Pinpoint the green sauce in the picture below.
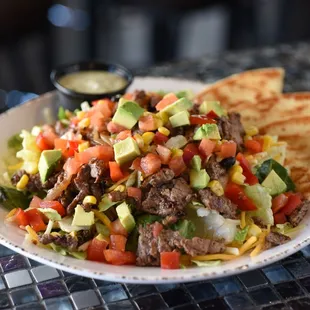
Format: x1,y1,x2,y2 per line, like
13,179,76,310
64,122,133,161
58,71,127,94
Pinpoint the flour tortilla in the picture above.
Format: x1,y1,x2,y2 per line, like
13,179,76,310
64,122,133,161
194,68,285,111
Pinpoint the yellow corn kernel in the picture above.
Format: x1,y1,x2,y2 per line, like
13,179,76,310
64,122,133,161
231,172,245,185
229,165,243,177
16,174,29,190
208,180,224,196
134,134,144,149
83,195,97,205
156,112,169,124
244,135,253,142
158,127,170,136
263,135,273,151
245,126,259,137
155,117,163,129
171,148,183,157
76,111,86,120
142,132,155,145
240,212,246,229
78,141,89,153
114,185,125,192
248,224,262,237
78,117,90,129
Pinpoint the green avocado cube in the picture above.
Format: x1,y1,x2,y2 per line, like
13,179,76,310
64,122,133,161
169,110,190,128
72,205,95,226
112,101,144,129
116,202,135,232
38,150,62,183
38,208,62,221
190,169,210,189
262,169,287,196
191,155,201,171
114,137,140,165
193,124,221,140
161,97,193,116
199,100,226,116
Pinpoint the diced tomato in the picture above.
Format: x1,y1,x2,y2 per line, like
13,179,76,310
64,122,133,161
272,194,289,214
220,141,237,158
169,156,187,176
25,209,46,232
90,99,114,119
152,222,163,238
123,93,133,100
39,201,66,217
155,93,178,111
71,117,79,126
109,161,124,182
29,196,42,209
111,219,128,237
189,115,216,125
156,145,172,164
153,132,169,145
225,182,257,211
138,115,157,132
63,157,82,176
8,208,29,227
75,145,114,164
131,157,142,171
140,153,162,176
206,110,218,119
36,133,52,151
42,125,58,148
183,143,200,165
274,212,287,225
160,252,180,269
245,140,263,154
90,112,105,132
116,130,132,141
127,187,142,202
199,139,216,157
107,121,127,134
236,153,258,185
87,237,109,262
104,249,136,265
110,235,127,252
281,194,302,216
54,138,80,158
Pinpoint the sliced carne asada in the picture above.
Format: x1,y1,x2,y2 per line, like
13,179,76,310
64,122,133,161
217,112,245,151
89,158,107,183
136,223,226,266
141,168,175,189
264,231,290,250
198,188,237,219
205,155,228,187
288,200,309,227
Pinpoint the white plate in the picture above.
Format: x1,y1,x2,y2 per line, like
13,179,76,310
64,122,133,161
0,77,309,284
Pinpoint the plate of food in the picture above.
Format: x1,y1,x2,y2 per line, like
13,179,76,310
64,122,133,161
0,68,309,284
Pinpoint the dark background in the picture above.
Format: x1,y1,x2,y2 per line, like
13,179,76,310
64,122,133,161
1,0,310,94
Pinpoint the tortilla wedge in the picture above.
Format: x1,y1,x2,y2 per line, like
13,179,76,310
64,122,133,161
194,68,285,111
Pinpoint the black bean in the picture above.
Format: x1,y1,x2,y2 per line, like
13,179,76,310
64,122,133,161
220,157,236,169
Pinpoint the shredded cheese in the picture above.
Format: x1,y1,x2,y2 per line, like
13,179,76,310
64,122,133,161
192,254,238,261
106,175,131,192
239,236,258,255
25,225,39,242
250,231,267,257
240,212,246,229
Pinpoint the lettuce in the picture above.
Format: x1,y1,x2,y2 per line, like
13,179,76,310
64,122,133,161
7,133,22,152
0,185,30,210
234,226,249,243
171,219,196,239
245,184,274,225
191,260,221,267
274,223,305,236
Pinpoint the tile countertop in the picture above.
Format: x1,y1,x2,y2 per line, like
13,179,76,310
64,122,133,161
2,42,310,310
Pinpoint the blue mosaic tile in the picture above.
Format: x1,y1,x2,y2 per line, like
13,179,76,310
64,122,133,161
44,296,74,310
284,259,310,278
0,277,6,291
106,300,136,310
156,283,179,292
0,292,10,309
134,294,168,310
4,269,32,288
275,281,304,299
187,282,218,302
224,293,254,309
263,265,293,284
11,287,39,305
212,277,242,296
95,280,117,287
28,259,42,267
15,302,45,310
38,280,67,298
174,304,199,310
249,287,279,306
299,276,310,293
238,270,268,288
0,246,14,258
99,283,128,303
161,288,192,307
65,276,95,293
31,265,59,282
262,303,290,310
71,290,101,310
199,298,229,309
301,245,310,258
281,251,302,263
0,255,27,272
287,297,310,309
126,284,157,297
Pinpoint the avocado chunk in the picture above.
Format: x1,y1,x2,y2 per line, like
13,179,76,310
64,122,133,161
58,216,91,233
38,208,61,221
112,101,144,129
98,194,119,211
71,205,95,226
193,124,221,140
161,97,193,116
191,155,201,171
38,150,62,183
169,110,190,128
116,201,135,233
190,169,210,189
199,100,226,117
113,137,140,165
262,169,287,196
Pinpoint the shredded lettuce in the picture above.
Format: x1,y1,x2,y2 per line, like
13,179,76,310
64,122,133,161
175,90,194,100
245,184,274,225
274,223,305,236
136,214,162,226
98,194,119,212
234,226,249,243
171,219,196,239
50,243,87,259
0,185,31,210
7,133,23,152
191,260,221,267
95,222,110,237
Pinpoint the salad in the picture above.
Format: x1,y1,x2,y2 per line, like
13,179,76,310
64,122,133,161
1,89,308,269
